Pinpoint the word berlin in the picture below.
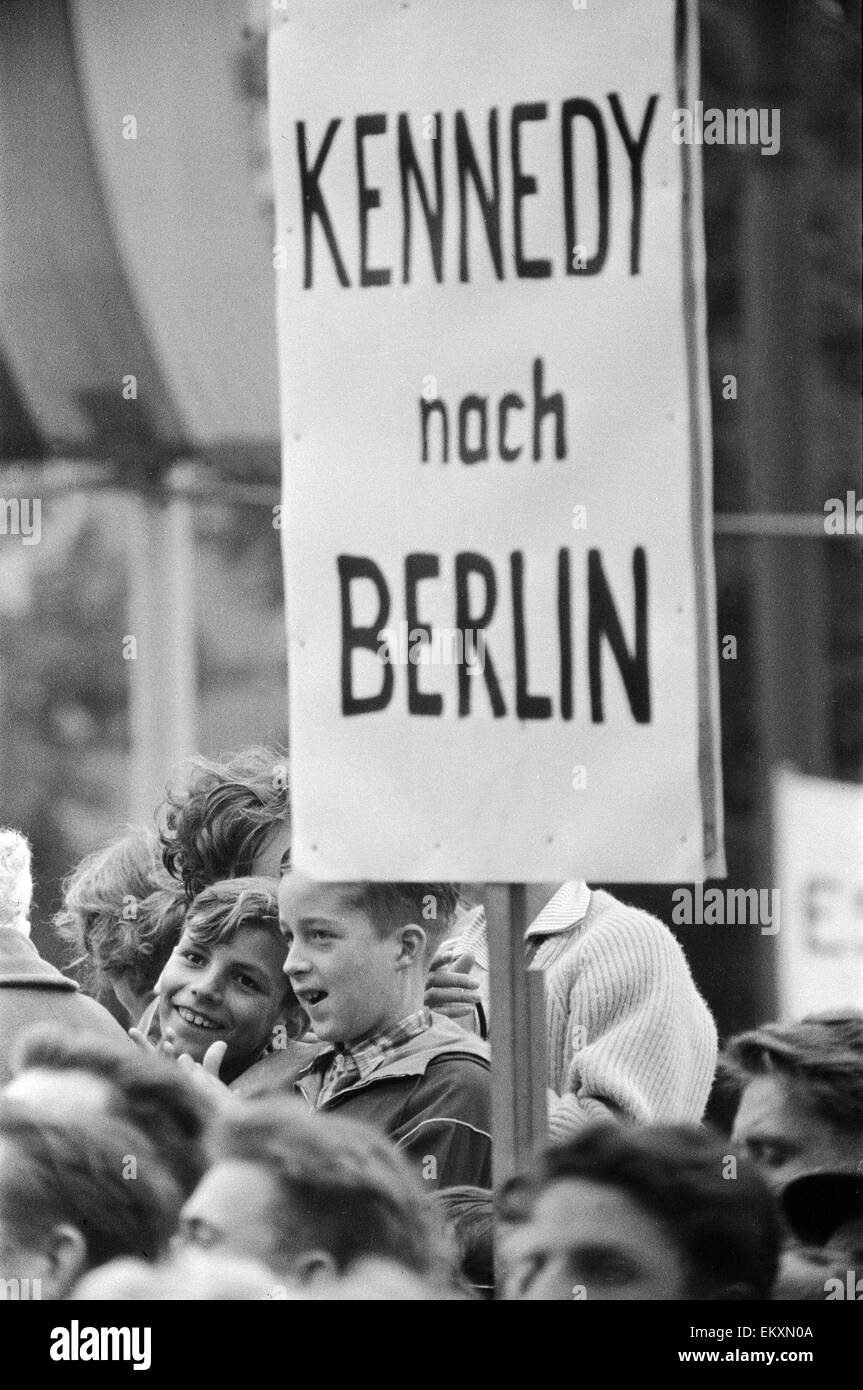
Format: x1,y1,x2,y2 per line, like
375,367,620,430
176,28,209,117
338,547,650,722
291,96,660,287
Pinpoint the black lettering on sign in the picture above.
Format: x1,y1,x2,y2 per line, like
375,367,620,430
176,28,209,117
335,548,650,723
338,555,392,715
294,98,660,286
512,551,553,719
607,93,658,276
557,547,574,720
419,358,565,466
398,113,444,284
455,109,504,283
561,99,609,276
405,553,443,716
298,120,350,288
356,114,391,286
454,552,506,717
588,547,650,722
511,103,552,278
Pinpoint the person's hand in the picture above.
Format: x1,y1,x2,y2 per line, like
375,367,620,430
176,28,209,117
174,1040,231,1104
424,949,480,1018
128,1026,177,1060
129,1027,230,1103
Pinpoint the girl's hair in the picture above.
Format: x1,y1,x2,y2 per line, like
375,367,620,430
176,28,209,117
159,747,290,900
183,876,281,944
54,827,187,998
0,827,33,934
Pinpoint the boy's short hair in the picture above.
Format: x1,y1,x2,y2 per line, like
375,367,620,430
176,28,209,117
0,1101,182,1272
721,1011,863,1134
533,1124,780,1300
54,826,185,998
184,876,281,945
344,883,460,956
10,1025,213,1197
160,747,290,900
210,1099,453,1280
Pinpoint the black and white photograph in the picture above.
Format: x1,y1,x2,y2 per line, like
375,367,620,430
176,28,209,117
0,0,860,1349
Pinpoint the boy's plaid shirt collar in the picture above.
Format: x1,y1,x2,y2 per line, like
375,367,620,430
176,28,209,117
315,1007,433,1105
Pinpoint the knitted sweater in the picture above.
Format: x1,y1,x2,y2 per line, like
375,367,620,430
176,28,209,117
449,886,717,1141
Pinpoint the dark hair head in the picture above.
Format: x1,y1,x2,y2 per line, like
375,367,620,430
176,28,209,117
721,1011,863,1134
0,1100,182,1272
210,1099,453,1280
160,747,290,900
343,882,461,958
437,1186,494,1298
10,1025,214,1197
54,827,186,998
534,1124,781,1300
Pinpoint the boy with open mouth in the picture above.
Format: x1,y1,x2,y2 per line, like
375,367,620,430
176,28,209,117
278,875,491,1189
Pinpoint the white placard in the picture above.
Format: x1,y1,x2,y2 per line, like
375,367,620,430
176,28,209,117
270,0,723,880
775,769,863,1018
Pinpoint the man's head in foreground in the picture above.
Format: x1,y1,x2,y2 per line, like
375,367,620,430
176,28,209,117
0,1101,181,1299
179,1099,453,1287
6,1025,213,1197
278,876,459,1044
724,1011,863,1193
509,1123,780,1301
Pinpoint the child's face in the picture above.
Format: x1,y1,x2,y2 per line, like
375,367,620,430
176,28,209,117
159,924,289,1070
278,875,407,1045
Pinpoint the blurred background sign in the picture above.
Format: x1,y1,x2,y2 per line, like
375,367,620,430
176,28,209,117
774,768,863,1018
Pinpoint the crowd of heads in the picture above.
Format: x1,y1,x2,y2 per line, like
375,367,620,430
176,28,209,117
1,747,861,1300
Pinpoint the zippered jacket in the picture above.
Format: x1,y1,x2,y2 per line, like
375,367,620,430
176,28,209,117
293,1014,492,1190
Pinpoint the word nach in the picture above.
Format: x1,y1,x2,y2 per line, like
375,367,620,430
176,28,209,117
420,357,565,465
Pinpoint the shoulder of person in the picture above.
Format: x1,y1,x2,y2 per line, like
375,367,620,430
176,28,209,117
229,1039,324,1098
73,989,132,1038
581,889,684,957
415,1049,492,1127
424,1012,490,1062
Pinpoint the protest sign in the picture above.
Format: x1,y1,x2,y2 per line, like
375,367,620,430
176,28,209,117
270,0,723,880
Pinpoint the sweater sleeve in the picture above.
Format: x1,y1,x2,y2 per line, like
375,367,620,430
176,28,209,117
545,900,717,1141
